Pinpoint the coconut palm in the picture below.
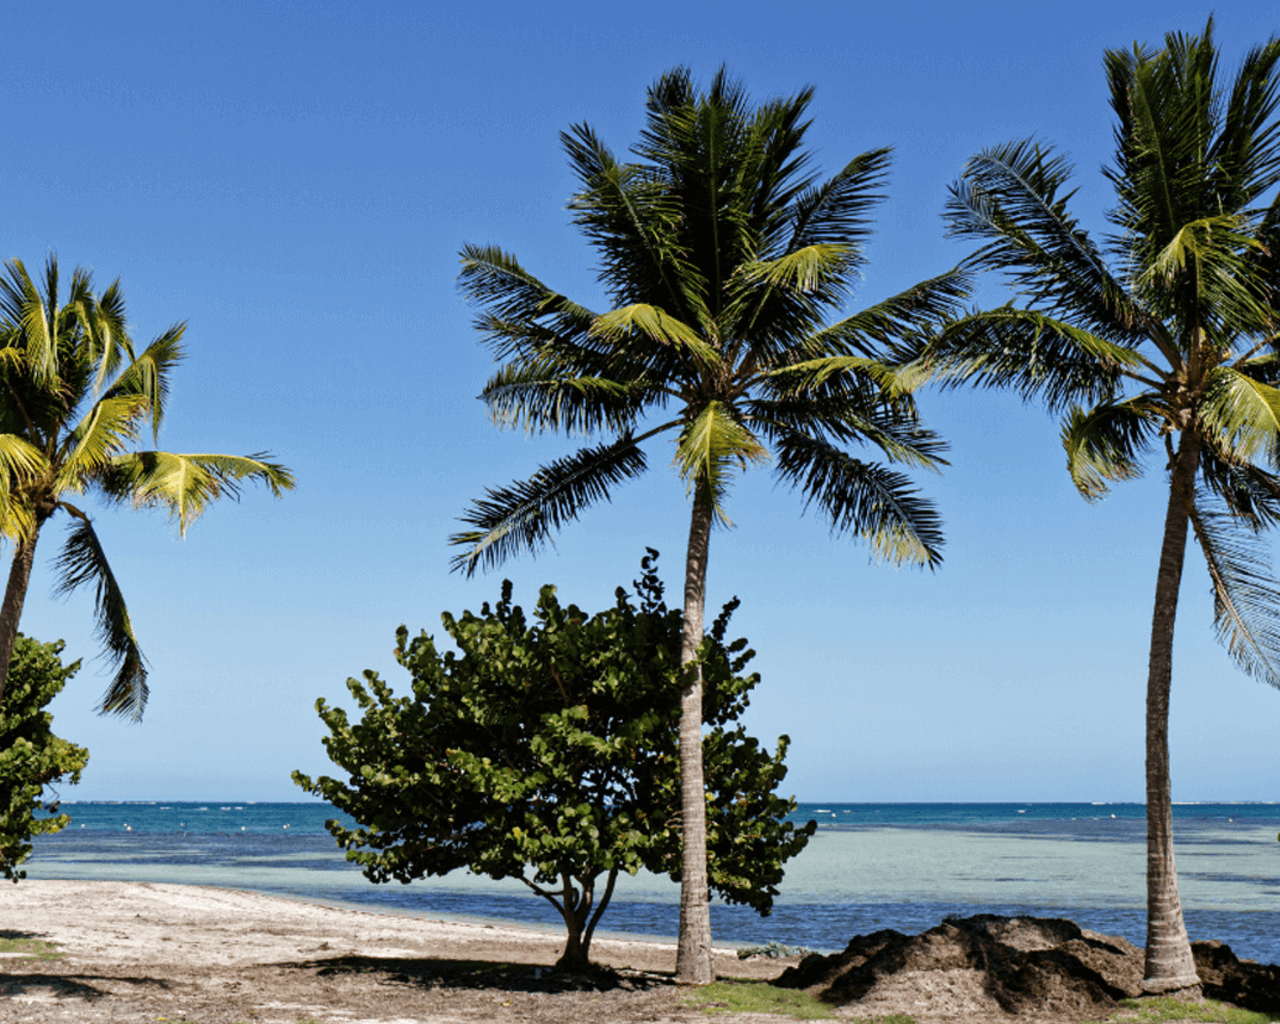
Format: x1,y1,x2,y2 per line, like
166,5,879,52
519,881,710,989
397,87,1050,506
449,68,967,983
921,20,1280,996
0,256,294,720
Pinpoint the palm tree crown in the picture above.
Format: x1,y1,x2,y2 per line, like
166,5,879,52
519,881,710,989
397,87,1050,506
451,69,971,576
451,67,967,982
924,20,1280,994
0,256,294,719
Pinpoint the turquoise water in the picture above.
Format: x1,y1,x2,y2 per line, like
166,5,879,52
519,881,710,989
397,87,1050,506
27,801,1280,963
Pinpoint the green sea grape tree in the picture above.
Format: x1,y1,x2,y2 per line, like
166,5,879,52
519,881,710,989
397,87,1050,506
0,635,89,880
293,552,815,970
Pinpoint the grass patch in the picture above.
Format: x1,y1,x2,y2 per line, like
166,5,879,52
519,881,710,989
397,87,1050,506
1112,997,1274,1024
684,979,836,1019
0,936,63,961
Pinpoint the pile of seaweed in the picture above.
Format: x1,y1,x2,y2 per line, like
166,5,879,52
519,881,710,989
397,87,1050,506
775,915,1280,1017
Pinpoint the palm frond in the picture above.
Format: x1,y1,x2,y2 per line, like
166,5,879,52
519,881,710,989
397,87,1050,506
0,432,47,482
749,391,949,472
754,354,950,469
562,124,699,318
1247,186,1280,302
923,308,1141,411
740,244,857,295
785,147,891,256
673,402,768,523
64,268,135,397
1143,214,1262,286
55,394,151,490
481,356,654,436
449,438,650,577
1104,23,1280,347
772,429,943,567
634,68,761,309
1189,494,1280,688
1199,453,1280,529
1061,398,1158,500
761,355,910,399
106,324,186,442
797,268,972,363
1197,366,1280,466
1140,213,1273,342
0,434,45,542
458,245,599,360
0,259,58,385
590,304,721,370
946,140,1142,342
87,278,132,392
1209,35,1280,208
52,515,149,719
101,451,295,536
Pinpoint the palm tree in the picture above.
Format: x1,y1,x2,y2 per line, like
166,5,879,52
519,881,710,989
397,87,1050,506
921,20,1280,997
0,256,294,720
449,68,967,983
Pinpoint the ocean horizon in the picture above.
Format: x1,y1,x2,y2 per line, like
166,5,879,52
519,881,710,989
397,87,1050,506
28,801,1280,965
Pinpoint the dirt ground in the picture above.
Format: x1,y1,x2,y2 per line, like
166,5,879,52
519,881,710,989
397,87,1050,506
0,881,1213,1024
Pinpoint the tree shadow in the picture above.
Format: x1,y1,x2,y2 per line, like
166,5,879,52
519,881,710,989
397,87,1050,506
0,972,173,1002
285,954,673,994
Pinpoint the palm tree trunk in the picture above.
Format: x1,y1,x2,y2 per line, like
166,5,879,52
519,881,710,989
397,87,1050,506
1141,432,1201,997
0,526,41,706
675,476,714,985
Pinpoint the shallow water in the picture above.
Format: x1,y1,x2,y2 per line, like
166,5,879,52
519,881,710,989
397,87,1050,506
28,802,1280,962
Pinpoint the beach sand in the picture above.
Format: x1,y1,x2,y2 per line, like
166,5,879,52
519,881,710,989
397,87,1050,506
0,879,794,1023
0,880,1216,1023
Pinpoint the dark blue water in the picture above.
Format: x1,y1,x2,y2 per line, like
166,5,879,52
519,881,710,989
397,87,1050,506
28,801,1280,964
36,798,1280,834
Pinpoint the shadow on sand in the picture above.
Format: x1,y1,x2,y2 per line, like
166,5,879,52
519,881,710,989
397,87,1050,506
286,953,673,994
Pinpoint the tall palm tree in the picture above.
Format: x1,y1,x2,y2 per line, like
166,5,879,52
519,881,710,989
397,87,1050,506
921,20,1280,997
0,256,294,720
449,68,967,983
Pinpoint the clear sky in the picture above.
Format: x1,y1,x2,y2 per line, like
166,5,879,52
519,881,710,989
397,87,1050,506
4,0,1278,804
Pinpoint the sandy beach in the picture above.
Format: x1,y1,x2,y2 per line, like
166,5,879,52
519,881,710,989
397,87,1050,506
2,880,1267,1024
0,880,798,1023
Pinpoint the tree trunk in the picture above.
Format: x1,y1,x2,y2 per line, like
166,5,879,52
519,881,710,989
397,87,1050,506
1141,432,1202,997
0,525,41,706
580,865,619,967
675,477,714,985
554,871,593,971
555,925,590,971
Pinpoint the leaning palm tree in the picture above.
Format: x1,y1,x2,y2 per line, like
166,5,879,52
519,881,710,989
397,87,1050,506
449,67,967,983
0,256,294,720
921,20,1280,997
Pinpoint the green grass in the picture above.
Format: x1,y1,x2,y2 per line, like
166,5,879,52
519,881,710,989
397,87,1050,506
1112,997,1275,1024
0,936,63,961
684,980,837,1019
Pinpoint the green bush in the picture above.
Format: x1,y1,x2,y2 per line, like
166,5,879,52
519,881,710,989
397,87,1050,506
0,635,89,879
294,552,814,969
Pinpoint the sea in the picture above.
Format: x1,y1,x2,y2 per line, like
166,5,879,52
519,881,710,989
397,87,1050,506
25,801,1280,965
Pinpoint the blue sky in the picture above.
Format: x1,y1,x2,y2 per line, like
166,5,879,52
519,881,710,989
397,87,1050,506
5,0,1279,803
